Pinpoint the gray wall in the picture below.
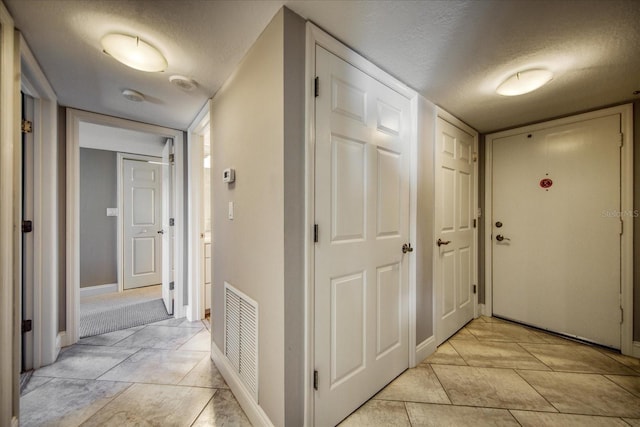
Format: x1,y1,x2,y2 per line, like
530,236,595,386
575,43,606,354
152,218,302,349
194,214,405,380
79,148,117,288
58,106,66,332
211,9,292,426
416,97,436,345
282,8,306,426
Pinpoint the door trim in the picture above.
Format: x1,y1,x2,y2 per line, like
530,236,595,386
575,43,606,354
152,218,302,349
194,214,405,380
66,109,185,345
186,101,211,322
19,34,60,369
434,108,479,345
483,104,634,355
116,153,163,293
304,22,418,426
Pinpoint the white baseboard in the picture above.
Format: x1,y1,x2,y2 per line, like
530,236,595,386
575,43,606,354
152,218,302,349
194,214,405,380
12,416,18,427
79,283,118,298
211,340,274,427
632,341,640,359
56,331,67,351
415,335,436,365
478,303,489,317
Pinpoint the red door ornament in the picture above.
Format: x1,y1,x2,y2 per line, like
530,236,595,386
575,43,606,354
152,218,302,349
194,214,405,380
539,178,553,189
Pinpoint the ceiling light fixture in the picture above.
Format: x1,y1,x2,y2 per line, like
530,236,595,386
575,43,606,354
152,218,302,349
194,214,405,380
122,89,145,102
101,34,167,72
496,69,553,96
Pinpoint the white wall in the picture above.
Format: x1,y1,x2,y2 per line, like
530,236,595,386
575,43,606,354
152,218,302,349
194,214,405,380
211,8,297,426
79,121,164,156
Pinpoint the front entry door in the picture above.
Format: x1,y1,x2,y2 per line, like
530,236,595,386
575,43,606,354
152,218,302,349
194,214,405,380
314,46,411,427
123,158,163,290
434,118,477,345
492,114,621,349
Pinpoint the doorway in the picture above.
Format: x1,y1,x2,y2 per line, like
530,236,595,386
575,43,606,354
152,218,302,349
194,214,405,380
67,109,186,345
485,105,634,353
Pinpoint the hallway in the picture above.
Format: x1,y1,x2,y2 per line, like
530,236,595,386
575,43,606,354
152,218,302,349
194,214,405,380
20,316,640,426
19,318,250,426
341,316,640,426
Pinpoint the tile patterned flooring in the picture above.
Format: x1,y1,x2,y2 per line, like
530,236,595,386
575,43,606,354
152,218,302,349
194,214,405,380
21,315,640,426
341,316,640,426
20,318,251,427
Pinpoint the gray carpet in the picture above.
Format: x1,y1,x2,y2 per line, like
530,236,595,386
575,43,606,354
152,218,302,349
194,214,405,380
80,286,172,338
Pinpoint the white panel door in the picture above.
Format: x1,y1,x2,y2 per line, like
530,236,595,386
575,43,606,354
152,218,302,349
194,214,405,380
492,114,621,348
123,159,162,290
434,118,476,345
314,46,411,427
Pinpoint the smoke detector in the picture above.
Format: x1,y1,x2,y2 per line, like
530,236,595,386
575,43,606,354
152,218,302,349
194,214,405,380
121,89,145,102
169,75,197,91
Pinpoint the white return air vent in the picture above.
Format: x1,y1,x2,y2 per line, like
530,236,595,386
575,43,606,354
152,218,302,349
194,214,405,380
224,282,259,402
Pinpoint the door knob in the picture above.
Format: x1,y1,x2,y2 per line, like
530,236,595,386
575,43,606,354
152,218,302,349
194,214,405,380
402,243,413,253
437,238,451,247
496,234,510,242
157,230,164,234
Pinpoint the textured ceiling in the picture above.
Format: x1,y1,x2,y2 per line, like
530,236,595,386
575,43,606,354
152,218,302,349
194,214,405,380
5,0,640,132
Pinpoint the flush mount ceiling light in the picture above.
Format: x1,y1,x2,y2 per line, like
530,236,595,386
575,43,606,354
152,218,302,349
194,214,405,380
101,34,167,72
122,89,145,102
496,69,553,96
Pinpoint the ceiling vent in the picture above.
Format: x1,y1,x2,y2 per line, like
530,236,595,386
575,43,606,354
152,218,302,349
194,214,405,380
169,75,197,91
121,89,145,102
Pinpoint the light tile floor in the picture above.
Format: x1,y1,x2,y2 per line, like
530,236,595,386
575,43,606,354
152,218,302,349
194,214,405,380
20,318,251,427
21,315,640,426
341,316,640,426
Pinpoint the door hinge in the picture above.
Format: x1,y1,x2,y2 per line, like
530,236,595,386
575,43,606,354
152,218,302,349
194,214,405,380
618,133,623,147
169,153,175,163
619,218,623,235
169,218,175,226
22,220,33,233
21,119,33,134
473,219,477,228
22,319,32,333
169,281,175,290
620,306,624,324
314,77,319,98
313,370,318,390
314,224,318,243
473,284,477,294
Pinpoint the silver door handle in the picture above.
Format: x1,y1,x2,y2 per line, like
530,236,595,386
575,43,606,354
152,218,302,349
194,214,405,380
157,230,164,234
437,238,451,247
496,234,510,242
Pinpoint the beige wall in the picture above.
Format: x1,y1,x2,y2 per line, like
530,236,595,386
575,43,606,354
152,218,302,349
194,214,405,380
210,8,305,425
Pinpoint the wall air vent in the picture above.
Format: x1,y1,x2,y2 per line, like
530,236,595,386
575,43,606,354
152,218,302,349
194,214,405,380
224,282,259,402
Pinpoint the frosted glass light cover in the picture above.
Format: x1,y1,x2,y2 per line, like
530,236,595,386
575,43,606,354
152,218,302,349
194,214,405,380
101,34,167,72
496,69,553,96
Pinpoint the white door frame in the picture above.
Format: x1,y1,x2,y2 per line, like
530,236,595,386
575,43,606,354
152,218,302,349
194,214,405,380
303,23,419,426
116,153,163,292
19,34,60,369
0,4,18,424
186,101,211,321
483,104,634,356
66,109,185,345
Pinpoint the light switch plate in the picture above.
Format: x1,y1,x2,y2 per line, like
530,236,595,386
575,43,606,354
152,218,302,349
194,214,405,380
106,208,118,217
